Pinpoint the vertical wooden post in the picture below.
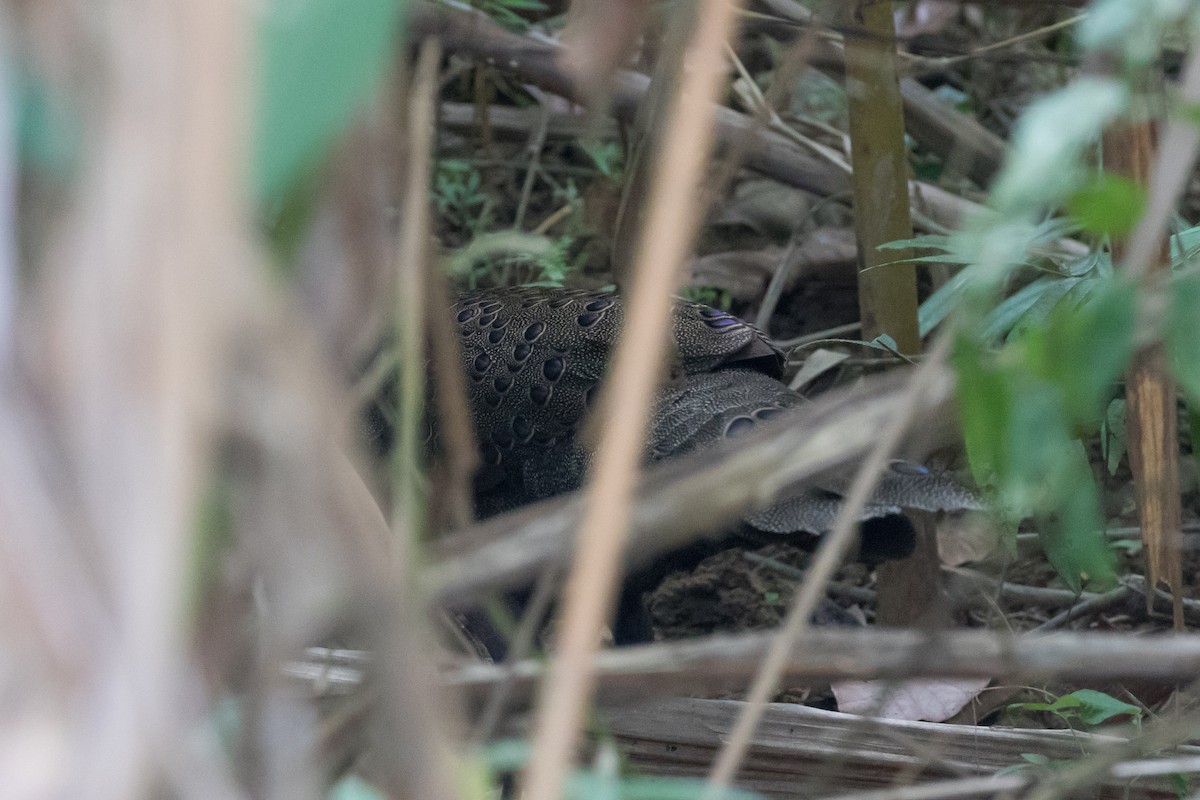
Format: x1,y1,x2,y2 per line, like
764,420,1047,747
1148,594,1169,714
844,1,934,627
1104,120,1185,630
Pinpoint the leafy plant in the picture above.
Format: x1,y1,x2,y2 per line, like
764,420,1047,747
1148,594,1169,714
1009,689,1143,730
877,0,1200,593
433,159,496,239
578,139,625,181
473,0,549,30
255,0,404,201
479,739,767,800
447,231,582,287
680,286,733,310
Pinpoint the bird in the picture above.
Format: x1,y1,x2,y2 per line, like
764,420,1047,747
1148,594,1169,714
378,285,981,648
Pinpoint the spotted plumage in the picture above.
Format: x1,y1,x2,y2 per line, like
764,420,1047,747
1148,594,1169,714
399,286,982,649
434,286,980,533
447,286,790,517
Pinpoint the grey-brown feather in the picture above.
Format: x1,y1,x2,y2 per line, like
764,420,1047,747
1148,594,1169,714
417,286,987,649
440,287,981,528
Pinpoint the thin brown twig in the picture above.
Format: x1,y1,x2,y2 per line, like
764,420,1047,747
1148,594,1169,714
372,38,463,800
442,627,1200,705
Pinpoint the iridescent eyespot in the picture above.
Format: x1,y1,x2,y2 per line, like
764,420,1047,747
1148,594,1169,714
488,329,506,344
473,352,492,374
543,356,564,382
523,321,546,342
585,298,613,313
724,416,755,437
530,384,552,406
480,444,502,466
754,407,783,421
890,460,930,476
705,317,737,329
576,312,601,328
513,342,532,362
511,416,533,440
493,374,513,393
456,307,479,322
478,312,497,327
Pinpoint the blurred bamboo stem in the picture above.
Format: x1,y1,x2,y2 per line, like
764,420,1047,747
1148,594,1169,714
40,0,250,796
377,38,463,800
393,41,440,548
1107,45,1200,632
519,0,743,797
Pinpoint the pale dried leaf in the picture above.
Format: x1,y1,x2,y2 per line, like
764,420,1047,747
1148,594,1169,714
937,511,1001,566
832,677,991,722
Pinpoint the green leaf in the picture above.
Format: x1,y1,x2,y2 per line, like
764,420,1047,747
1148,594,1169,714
1066,689,1142,726
577,775,764,800
991,77,1128,214
1171,224,1200,263
877,234,956,251
952,335,1010,484
918,269,973,336
14,65,80,175
1169,270,1200,402
328,776,386,800
981,275,1081,343
1015,689,1141,726
254,0,405,200
1023,277,1136,429
1190,403,1200,479
1067,173,1147,237
480,739,532,772
1040,442,1115,592
1104,398,1127,475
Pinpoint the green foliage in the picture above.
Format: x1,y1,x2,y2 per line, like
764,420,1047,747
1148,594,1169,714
786,70,848,129
890,221,1087,339
949,279,1132,591
1103,397,1127,475
989,77,1128,216
434,159,496,238
254,0,405,201
1015,277,1136,431
327,776,386,800
1009,689,1143,729
479,739,766,800
578,139,625,180
1067,173,1147,237
680,286,733,310
894,1,1200,592
1169,268,1200,402
13,66,79,176
448,231,581,287
474,0,548,30
1077,0,1196,69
